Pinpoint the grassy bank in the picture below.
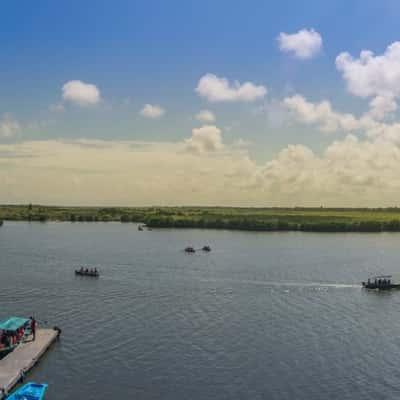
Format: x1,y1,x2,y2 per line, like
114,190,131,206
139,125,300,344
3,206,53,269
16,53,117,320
2,205,400,232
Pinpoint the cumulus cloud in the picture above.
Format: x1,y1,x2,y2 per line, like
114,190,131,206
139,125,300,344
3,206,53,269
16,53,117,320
196,73,267,102
259,134,400,205
140,104,165,118
0,138,257,206
0,114,20,138
282,93,400,146
368,95,397,121
278,28,322,59
336,43,400,99
283,95,360,132
336,42,400,119
62,80,101,106
185,125,223,153
3,133,400,206
195,109,215,123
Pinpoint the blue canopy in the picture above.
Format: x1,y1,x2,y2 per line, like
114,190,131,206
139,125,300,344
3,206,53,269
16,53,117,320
0,317,29,332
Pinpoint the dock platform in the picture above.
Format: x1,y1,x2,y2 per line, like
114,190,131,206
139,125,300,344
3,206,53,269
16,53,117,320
0,328,60,399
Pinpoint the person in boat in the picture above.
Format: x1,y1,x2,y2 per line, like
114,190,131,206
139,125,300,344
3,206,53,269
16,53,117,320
85,268,89,273
80,267,84,273
30,317,36,341
94,268,97,274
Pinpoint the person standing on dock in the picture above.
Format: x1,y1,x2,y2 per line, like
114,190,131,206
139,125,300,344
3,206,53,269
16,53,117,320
30,317,36,341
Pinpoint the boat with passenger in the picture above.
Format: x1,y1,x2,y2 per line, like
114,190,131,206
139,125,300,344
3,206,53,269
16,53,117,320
202,245,211,252
0,317,31,359
6,382,48,400
75,267,99,277
362,275,400,290
184,246,196,253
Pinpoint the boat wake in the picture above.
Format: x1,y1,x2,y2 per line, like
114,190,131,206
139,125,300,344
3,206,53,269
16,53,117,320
199,278,359,289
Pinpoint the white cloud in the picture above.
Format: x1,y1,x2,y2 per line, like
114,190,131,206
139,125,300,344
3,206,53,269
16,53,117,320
196,73,267,102
62,80,101,106
336,43,400,99
278,28,322,59
195,109,215,123
258,134,400,206
140,104,165,119
336,42,400,119
283,95,360,132
283,93,400,145
185,125,223,153
3,133,400,206
0,138,256,206
368,95,397,121
0,114,20,138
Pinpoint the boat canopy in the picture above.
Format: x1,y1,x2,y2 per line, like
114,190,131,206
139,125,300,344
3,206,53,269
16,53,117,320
372,275,392,279
0,317,29,332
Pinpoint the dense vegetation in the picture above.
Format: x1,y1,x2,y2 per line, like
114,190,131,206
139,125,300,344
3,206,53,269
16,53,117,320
3,205,400,232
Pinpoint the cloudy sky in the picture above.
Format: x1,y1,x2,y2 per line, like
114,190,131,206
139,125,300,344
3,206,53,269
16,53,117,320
2,0,400,206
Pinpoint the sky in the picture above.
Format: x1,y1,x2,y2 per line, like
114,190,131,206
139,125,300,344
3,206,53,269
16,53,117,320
2,0,400,206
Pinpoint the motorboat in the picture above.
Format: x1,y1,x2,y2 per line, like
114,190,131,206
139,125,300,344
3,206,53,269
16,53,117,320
362,275,400,290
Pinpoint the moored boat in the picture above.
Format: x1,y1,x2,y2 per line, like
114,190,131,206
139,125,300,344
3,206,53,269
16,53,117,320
362,275,400,290
6,382,48,400
0,317,31,359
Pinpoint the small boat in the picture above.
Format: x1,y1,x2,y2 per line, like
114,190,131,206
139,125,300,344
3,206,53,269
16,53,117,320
202,245,211,252
0,317,31,359
6,382,48,400
138,225,144,231
75,269,99,277
184,246,196,253
362,275,400,290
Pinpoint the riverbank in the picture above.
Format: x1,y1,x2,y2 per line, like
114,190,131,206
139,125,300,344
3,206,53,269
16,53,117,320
2,205,400,232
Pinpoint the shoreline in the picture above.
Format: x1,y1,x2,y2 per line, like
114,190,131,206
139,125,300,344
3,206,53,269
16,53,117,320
3,205,400,232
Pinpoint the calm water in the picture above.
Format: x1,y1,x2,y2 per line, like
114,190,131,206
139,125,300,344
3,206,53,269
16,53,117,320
1,222,400,399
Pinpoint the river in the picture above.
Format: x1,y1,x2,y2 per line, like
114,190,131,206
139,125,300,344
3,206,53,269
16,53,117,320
1,222,400,400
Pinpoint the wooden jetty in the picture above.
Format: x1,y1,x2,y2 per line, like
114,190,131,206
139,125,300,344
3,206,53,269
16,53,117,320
0,329,60,399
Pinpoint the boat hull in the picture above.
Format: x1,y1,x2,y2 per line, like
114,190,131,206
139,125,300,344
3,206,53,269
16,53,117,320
75,271,99,277
362,283,400,290
0,345,16,360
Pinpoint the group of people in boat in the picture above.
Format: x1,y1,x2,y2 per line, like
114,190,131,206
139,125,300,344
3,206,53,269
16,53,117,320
78,267,98,275
0,328,24,349
367,277,391,286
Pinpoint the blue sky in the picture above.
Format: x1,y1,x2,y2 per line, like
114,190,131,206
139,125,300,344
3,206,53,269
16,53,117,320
2,0,400,205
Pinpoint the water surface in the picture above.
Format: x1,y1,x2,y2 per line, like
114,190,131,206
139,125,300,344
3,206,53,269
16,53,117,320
1,222,400,400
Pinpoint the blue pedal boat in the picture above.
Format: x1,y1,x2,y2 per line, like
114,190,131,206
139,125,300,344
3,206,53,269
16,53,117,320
6,383,48,400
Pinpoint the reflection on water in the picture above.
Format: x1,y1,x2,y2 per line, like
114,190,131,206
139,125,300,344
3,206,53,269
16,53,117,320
1,222,400,400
